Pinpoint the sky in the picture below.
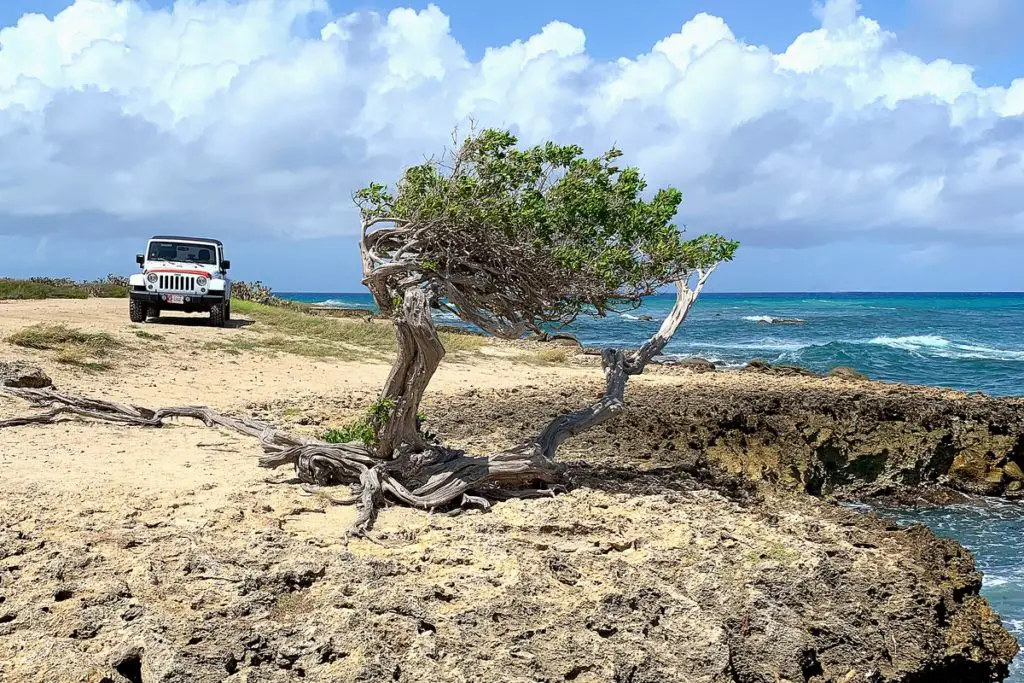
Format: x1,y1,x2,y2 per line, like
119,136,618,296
0,0,1021,292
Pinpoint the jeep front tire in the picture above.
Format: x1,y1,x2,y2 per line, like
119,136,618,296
209,302,226,327
129,299,146,323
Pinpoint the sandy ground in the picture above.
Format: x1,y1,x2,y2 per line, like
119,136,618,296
0,298,677,571
0,298,605,408
0,299,1016,682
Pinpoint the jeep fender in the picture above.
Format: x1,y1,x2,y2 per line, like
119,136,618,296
129,273,146,287
207,278,228,293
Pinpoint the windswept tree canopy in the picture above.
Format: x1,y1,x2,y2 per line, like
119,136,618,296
356,128,738,336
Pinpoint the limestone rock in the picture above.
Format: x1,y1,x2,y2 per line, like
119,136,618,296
0,361,52,388
654,356,716,373
827,366,869,381
1003,461,1024,481
742,359,818,377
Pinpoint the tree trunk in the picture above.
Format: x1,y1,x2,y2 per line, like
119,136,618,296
373,288,445,458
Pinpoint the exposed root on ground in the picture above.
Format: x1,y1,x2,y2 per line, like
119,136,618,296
0,386,562,535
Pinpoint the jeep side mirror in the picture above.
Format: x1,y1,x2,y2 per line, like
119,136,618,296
136,254,144,266
221,260,230,271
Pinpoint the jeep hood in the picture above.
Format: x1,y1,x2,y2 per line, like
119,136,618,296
145,262,219,277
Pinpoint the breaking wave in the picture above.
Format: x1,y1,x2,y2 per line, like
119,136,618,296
867,335,1024,361
314,298,374,309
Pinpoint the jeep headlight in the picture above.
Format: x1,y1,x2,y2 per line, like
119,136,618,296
146,273,158,283
196,275,208,286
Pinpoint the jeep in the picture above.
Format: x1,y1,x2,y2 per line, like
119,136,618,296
128,236,232,326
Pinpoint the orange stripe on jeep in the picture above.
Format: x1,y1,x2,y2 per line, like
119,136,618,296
147,269,211,276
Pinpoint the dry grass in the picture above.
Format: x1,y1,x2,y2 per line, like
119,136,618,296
203,334,363,361
6,323,122,371
525,347,573,365
228,300,487,360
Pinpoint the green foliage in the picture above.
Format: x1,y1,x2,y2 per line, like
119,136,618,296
231,280,306,310
366,397,397,430
416,411,437,442
323,403,436,447
323,423,376,447
0,275,128,300
355,128,738,334
322,399,394,447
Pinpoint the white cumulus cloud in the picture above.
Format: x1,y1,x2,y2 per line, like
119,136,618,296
0,0,1021,247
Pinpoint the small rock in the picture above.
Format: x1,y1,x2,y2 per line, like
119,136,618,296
1003,461,1024,481
742,360,818,377
0,361,52,388
121,605,143,622
828,366,869,381
548,337,582,347
985,469,1006,485
757,318,805,325
656,357,716,373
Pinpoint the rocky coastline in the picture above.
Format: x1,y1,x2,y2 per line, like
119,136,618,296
439,359,1024,502
1,316,1023,680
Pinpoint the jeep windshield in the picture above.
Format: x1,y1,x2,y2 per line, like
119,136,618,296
147,241,217,265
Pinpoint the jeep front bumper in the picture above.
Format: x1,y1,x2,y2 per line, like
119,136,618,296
130,290,225,311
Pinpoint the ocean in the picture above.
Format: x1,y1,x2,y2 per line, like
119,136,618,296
281,290,1024,677
283,291,1024,397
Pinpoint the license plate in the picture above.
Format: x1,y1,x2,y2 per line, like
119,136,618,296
168,294,184,304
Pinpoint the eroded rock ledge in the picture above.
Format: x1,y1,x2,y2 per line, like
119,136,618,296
435,372,1024,501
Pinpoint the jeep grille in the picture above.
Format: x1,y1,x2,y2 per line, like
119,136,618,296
157,274,198,292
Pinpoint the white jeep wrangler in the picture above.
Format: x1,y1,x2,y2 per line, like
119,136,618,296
129,236,232,327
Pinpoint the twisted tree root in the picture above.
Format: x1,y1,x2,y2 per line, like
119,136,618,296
0,386,562,534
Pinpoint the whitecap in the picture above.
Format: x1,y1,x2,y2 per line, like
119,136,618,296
868,335,1024,361
869,335,951,349
315,298,374,309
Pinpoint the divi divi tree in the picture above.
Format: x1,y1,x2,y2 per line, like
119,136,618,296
293,128,738,532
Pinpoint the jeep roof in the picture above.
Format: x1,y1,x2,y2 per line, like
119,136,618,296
149,235,224,246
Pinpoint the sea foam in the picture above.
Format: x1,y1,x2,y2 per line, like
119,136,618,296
869,335,1024,361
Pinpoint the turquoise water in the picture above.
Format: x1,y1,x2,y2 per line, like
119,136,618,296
863,499,1024,681
283,290,1024,676
284,291,1024,396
